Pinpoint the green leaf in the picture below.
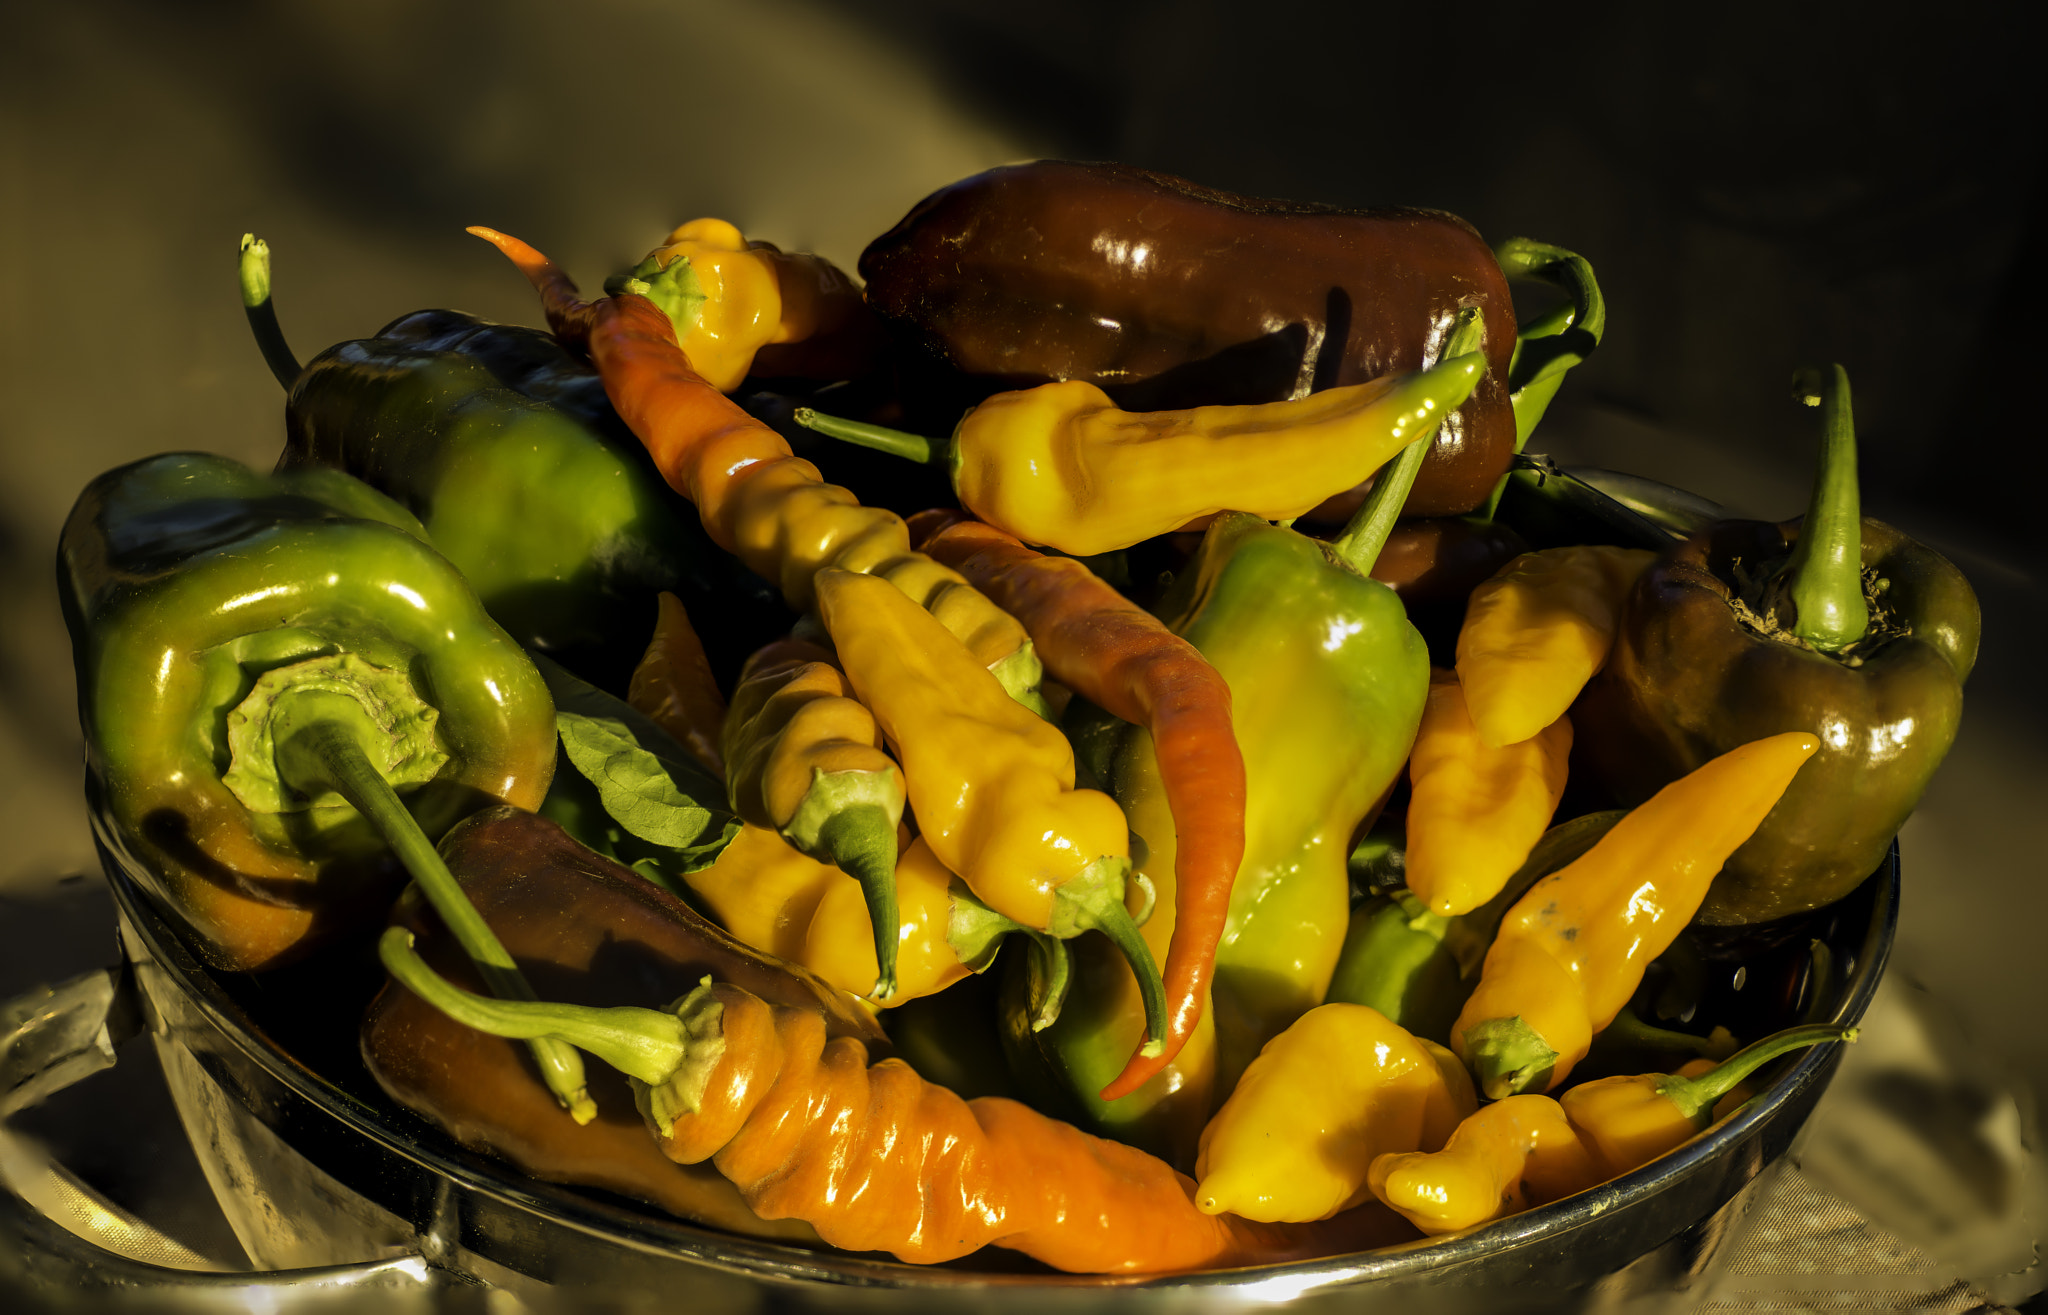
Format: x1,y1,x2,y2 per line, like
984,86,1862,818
530,652,735,871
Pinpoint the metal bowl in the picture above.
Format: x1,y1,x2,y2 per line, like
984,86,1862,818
8,465,1898,1312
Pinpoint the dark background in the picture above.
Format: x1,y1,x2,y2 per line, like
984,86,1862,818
2,0,2042,1151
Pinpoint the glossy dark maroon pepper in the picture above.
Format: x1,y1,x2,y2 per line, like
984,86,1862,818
859,160,1519,517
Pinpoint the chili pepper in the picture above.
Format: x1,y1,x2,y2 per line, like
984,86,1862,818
604,217,885,391
627,592,726,776
720,645,906,996
916,518,1238,1097
1404,668,1573,915
793,350,1487,556
1192,1003,1476,1223
1451,731,1820,1099
812,566,1164,1043
1096,323,1484,1097
1576,365,1980,924
377,922,1412,1272
362,805,882,1239
856,160,1520,517
469,226,1051,714
241,236,790,693
61,452,595,1112
1454,545,1655,748
1367,1094,1599,1236
1560,1024,1854,1174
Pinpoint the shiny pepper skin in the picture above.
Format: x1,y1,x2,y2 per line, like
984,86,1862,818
815,567,1128,932
1193,1003,1476,1223
1455,545,1654,747
949,355,1485,557
1451,731,1820,1099
1404,668,1572,916
1368,1094,1598,1236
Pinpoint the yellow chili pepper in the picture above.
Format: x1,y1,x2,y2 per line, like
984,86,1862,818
1455,545,1655,748
685,823,1055,1010
722,642,907,996
1192,1003,1476,1223
796,352,1484,557
1367,1094,1599,1236
1452,730,1820,1099
1561,1025,1854,1176
1405,667,1573,916
628,218,871,393
814,566,1168,1052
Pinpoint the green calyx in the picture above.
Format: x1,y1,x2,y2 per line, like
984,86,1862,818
1783,364,1869,653
1048,856,1167,1058
946,882,1071,1029
785,775,903,999
1462,1015,1560,1100
1329,310,1488,575
988,640,1053,720
237,233,302,390
1655,1023,1857,1125
224,653,447,814
608,253,707,345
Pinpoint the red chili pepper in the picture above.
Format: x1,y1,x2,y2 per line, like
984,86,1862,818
920,519,1243,1098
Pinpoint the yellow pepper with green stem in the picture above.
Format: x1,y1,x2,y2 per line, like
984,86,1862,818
1452,730,1821,1099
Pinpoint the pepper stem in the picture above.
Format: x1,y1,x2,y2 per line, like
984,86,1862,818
809,806,901,999
1329,309,1488,576
793,408,949,465
1462,1014,1559,1100
1654,1024,1857,1123
273,700,596,1124
1490,238,1606,481
1783,365,1869,652
239,234,302,390
1048,858,1168,1057
946,884,1072,1028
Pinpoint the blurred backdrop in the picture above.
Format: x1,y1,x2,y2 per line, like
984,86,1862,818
1,0,2041,1251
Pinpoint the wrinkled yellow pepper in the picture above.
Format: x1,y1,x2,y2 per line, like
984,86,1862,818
1192,1003,1476,1223
1452,730,1820,1099
1405,668,1573,916
1455,545,1654,748
814,567,1168,1050
1368,1094,1597,1236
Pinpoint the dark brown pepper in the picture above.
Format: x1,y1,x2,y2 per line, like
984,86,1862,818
361,805,886,1239
859,161,1519,517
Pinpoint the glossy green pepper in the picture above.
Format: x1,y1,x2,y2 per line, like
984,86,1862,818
1576,366,1979,925
241,237,790,692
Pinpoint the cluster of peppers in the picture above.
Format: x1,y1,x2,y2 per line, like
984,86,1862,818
58,162,1977,1276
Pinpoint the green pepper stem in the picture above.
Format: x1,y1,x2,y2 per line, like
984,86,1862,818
945,884,1071,1028
1020,931,1074,1032
1783,364,1869,652
793,408,949,465
1482,238,1606,519
238,234,302,391
1047,859,1168,1057
279,714,596,1123
1329,308,1488,576
811,806,901,1000
1461,1014,1559,1100
1655,1023,1857,1123
377,927,689,1087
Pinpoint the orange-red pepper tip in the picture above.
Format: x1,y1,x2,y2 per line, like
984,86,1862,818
465,225,597,346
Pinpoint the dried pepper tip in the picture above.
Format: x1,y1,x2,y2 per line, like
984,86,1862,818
237,233,301,390
377,927,732,1138
1783,363,1869,653
1462,1015,1559,1101
1047,857,1169,1058
1653,1024,1856,1125
945,884,1072,1029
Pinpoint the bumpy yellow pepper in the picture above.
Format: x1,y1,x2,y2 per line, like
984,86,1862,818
1367,1094,1598,1236
814,566,1168,1051
1405,668,1573,916
1455,545,1655,748
722,642,907,996
1193,1003,1476,1223
1452,730,1820,1099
